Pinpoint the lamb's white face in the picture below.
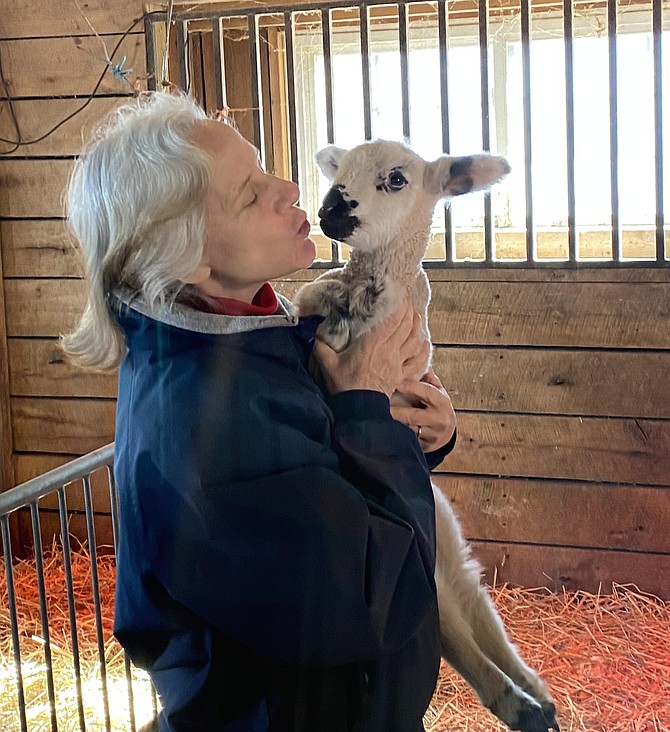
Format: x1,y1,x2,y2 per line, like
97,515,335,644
316,140,511,252
316,141,430,252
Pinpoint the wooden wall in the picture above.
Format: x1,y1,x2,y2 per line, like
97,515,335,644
1,1,669,598
0,0,148,549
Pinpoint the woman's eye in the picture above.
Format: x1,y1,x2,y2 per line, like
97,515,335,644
388,171,407,190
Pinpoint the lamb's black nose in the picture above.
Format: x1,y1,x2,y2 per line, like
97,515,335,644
319,187,349,219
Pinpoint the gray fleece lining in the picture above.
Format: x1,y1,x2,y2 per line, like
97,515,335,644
112,285,299,335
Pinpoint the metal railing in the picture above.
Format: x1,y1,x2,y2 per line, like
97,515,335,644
144,0,669,269
0,444,157,732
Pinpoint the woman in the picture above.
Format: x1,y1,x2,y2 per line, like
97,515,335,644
64,92,457,732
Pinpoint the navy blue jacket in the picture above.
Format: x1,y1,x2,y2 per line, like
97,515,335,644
112,292,451,732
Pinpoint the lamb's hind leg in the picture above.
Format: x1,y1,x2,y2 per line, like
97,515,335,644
433,488,557,732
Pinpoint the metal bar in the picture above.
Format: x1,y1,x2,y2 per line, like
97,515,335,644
564,0,578,263
653,0,665,263
320,9,338,262
398,2,411,142
0,443,115,515
284,11,300,184
321,9,335,146
360,3,372,140
478,0,493,262
153,0,483,21
212,18,227,110
30,502,58,732
608,0,620,260
58,487,87,732
125,653,138,732
106,466,138,732
1,515,28,732
144,15,157,91
422,257,659,270
521,0,534,262
83,474,112,732
437,0,454,264
176,20,190,93
247,14,264,153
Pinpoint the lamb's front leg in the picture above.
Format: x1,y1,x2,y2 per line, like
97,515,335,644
293,276,354,352
468,586,557,727
433,489,558,732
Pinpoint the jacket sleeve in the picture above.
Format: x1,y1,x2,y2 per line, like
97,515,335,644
137,390,438,669
424,428,458,472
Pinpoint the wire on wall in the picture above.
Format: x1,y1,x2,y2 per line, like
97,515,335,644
0,14,148,156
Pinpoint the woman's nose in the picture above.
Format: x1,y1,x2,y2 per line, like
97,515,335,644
270,175,299,206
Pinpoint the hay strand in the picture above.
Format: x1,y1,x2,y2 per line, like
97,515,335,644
2,545,669,731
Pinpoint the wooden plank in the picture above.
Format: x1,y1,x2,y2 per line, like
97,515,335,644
0,219,81,277
10,397,670,485
8,339,118,398
427,281,670,349
433,475,670,553
5,279,86,337
12,339,668,418
0,159,74,218
0,34,145,98
12,398,116,454
0,0,143,39
432,347,670,419
0,228,16,493
276,279,670,349
0,97,126,157
11,453,113,514
471,541,670,599
12,276,670,348
441,412,670,486
275,267,670,284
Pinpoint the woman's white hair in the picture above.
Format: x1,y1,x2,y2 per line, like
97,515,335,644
62,91,212,370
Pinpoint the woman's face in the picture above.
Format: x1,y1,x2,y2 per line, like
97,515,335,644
189,121,316,302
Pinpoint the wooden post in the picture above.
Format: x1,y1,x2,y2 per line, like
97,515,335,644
0,225,15,493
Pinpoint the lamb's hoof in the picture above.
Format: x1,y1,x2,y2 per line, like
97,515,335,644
514,699,559,732
493,687,559,732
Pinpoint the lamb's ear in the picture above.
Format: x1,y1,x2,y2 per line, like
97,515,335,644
424,154,511,197
315,146,348,181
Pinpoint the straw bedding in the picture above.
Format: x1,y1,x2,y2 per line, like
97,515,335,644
1,544,669,732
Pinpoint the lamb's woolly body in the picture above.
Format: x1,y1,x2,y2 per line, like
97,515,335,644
295,140,559,732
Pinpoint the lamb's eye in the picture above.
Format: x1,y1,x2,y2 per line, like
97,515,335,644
388,170,407,190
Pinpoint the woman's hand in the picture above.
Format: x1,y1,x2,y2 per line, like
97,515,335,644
313,296,429,399
390,368,457,452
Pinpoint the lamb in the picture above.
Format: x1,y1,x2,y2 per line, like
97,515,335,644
293,141,559,732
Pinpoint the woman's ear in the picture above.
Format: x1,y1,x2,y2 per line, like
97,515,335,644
180,263,212,285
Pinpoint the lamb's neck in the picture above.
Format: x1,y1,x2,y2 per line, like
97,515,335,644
346,216,432,287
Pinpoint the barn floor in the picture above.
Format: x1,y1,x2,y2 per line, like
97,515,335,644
1,546,669,732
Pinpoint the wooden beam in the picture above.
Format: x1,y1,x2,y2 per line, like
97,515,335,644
471,541,670,599
0,220,80,278
0,227,15,492
0,33,145,98
275,278,670,348
0,98,126,158
433,474,670,553
10,398,670,485
0,0,144,39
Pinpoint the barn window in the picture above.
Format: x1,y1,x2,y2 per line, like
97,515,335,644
145,0,670,268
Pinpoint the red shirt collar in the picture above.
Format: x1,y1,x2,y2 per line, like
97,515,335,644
195,282,279,316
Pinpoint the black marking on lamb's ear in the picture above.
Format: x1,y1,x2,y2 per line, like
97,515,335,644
451,176,474,196
449,157,473,179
